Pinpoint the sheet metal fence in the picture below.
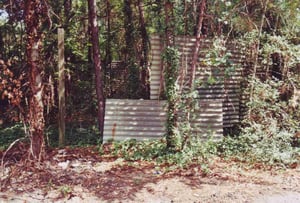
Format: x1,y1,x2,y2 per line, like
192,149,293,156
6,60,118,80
103,35,247,141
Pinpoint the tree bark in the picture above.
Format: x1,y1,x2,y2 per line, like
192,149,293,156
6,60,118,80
105,0,112,95
24,0,45,161
137,0,150,98
64,0,72,23
0,28,4,58
123,0,139,98
123,0,135,61
88,0,105,142
189,0,206,89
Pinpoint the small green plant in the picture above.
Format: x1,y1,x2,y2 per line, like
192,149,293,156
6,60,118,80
58,185,72,197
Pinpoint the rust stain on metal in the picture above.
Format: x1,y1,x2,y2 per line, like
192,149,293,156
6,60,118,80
112,123,117,141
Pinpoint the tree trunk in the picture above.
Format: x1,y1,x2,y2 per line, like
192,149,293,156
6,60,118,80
105,0,112,95
137,0,150,98
24,0,45,161
163,0,177,151
0,28,4,57
123,0,139,98
64,0,72,23
88,0,105,142
123,0,135,61
189,0,206,89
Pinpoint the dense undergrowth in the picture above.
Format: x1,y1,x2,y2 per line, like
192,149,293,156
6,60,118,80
103,76,300,169
1,77,299,168
105,137,217,169
218,78,300,167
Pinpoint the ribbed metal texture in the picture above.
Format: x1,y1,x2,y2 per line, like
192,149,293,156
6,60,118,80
194,99,223,137
103,99,167,141
103,99,223,141
150,35,246,129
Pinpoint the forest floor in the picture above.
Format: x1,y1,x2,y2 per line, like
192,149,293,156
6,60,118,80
0,146,300,203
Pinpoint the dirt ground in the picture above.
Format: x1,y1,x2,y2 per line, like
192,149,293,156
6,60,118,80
0,147,299,203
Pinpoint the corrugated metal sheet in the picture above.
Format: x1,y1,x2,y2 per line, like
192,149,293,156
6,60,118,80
191,99,223,138
103,35,246,141
103,99,223,141
150,35,246,129
103,99,167,141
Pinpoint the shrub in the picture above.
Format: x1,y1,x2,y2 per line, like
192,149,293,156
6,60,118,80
109,136,217,169
218,78,300,167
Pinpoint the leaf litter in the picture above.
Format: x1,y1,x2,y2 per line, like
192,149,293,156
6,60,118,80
0,143,299,202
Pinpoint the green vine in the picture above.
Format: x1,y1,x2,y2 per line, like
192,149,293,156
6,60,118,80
162,46,180,151
203,36,236,86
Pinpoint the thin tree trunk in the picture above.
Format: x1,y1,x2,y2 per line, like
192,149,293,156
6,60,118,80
248,0,269,118
251,0,269,80
123,0,139,98
0,28,4,57
64,0,72,23
24,0,45,161
137,0,150,98
164,0,177,150
88,0,105,142
123,0,135,61
189,0,206,89
105,0,112,95
164,0,174,47
58,28,65,146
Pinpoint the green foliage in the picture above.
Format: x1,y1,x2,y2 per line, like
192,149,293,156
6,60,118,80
203,36,236,85
46,123,99,147
162,47,180,100
109,137,217,169
218,130,299,167
261,34,300,71
110,139,167,161
162,47,181,150
177,89,199,139
161,137,217,168
0,123,99,150
218,78,300,167
1,0,299,168
0,123,26,150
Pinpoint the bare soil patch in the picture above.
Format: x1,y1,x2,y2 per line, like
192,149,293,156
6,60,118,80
0,146,299,202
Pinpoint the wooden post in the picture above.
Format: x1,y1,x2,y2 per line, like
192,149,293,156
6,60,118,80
58,28,65,146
